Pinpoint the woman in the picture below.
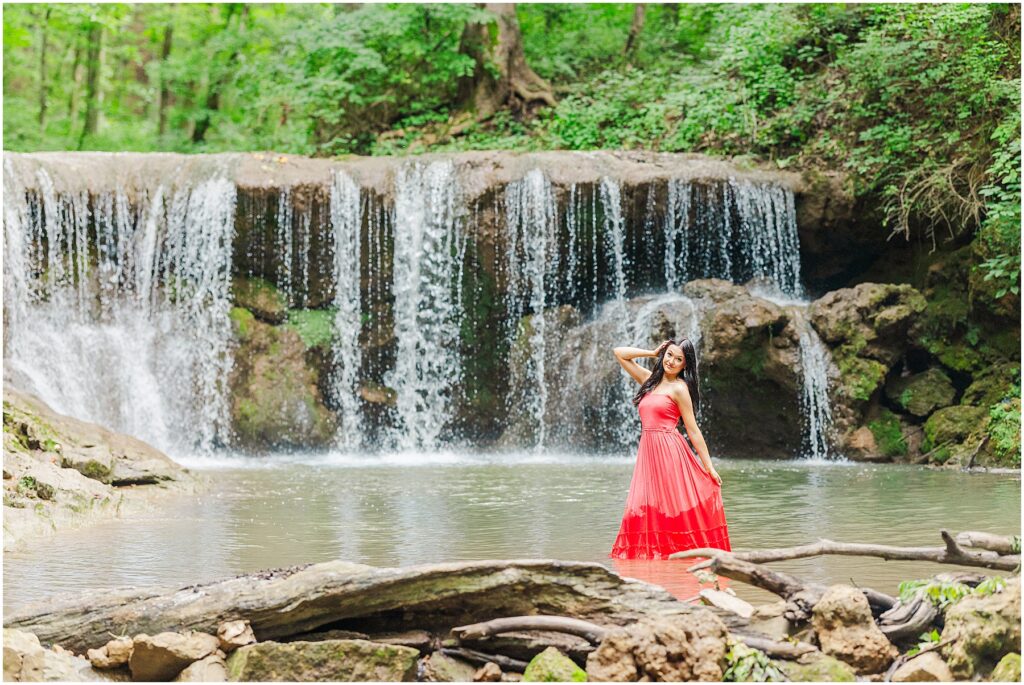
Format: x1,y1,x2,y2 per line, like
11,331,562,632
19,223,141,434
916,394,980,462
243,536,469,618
609,338,731,559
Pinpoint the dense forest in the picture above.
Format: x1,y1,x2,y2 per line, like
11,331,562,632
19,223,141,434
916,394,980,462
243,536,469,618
3,3,1020,296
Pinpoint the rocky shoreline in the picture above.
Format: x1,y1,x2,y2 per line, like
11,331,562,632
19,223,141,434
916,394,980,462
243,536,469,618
2,386,198,551
3,556,1019,682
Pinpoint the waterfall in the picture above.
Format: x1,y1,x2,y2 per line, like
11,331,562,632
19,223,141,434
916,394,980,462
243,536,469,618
275,187,294,304
386,160,467,450
792,309,837,460
2,158,237,454
504,169,558,448
330,170,364,449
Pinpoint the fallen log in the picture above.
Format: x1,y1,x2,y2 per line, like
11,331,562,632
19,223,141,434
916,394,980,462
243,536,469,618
452,616,607,644
878,597,939,643
4,559,698,654
671,529,1019,571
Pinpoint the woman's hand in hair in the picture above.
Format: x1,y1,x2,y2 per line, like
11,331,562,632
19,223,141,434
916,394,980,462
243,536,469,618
651,340,671,357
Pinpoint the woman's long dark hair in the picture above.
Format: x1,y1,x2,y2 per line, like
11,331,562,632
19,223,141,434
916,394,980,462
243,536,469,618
632,338,701,411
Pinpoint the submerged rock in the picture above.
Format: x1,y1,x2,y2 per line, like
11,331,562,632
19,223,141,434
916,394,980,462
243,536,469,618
224,639,420,681
810,585,898,674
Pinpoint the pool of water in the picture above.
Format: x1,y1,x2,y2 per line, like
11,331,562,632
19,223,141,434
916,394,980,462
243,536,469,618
4,453,1020,614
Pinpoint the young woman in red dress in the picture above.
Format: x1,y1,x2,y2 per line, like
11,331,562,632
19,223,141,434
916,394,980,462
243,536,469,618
609,338,731,560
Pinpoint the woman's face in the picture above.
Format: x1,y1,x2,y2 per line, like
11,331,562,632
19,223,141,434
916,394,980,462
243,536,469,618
662,344,686,375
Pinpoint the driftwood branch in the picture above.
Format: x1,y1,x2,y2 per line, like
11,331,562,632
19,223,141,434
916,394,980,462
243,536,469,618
878,597,939,642
441,647,529,672
452,616,608,645
671,529,1019,571
685,554,825,622
732,633,817,659
955,531,1019,555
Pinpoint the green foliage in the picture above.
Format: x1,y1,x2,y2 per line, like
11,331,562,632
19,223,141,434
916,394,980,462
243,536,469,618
284,308,336,349
868,409,907,457
988,393,1022,467
898,575,1007,609
723,642,787,682
905,628,941,658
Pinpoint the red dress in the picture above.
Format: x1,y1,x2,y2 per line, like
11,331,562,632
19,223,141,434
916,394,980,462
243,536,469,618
609,392,732,559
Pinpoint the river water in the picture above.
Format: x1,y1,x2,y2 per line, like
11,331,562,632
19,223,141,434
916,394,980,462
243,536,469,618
4,454,1019,614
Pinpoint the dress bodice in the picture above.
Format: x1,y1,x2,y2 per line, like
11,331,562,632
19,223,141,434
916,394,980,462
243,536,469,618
638,392,681,432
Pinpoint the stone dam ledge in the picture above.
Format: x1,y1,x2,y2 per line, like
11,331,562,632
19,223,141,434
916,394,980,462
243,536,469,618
6,149,821,199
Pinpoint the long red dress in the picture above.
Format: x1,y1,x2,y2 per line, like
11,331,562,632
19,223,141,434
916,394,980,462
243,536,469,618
609,392,732,559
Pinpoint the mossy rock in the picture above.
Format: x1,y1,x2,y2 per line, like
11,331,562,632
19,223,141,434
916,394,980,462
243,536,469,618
232,276,288,324
771,654,855,682
985,398,1021,468
991,653,1021,682
835,354,887,403
523,647,586,682
922,405,989,450
885,368,956,417
962,363,1021,407
867,408,907,458
229,307,256,342
225,639,419,681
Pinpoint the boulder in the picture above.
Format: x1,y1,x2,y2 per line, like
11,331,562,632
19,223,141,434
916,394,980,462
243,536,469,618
585,613,728,682
129,631,220,682
991,652,1022,682
809,283,927,446
3,629,108,682
474,662,503,682
810,585,898,674
87,637,133,669
174,654,228,682
524,646,586,682
921,405,989,465
232,277,288,324
216,621,255,653
420,651,478,682
961,363,1021,408
890,651,954,682
885,368,956,418
683,279,803,458
228,316,337,452
770,653,855,682
941,577,1021,679
224,639,419,681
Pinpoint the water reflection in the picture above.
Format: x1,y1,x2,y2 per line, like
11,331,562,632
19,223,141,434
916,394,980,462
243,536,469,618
3,457,1020,614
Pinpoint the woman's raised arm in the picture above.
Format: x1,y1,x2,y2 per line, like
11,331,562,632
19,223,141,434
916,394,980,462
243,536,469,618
613,341,667,385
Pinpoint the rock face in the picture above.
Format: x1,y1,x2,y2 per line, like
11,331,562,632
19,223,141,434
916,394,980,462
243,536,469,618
224,639,420,681
523,646,586,682
3,629,109,682
941,577,1021,679
684,280,803,459
884,368,956,418
228,310,337,452
3,386,192,551
810,585,898,674
585,613,729,682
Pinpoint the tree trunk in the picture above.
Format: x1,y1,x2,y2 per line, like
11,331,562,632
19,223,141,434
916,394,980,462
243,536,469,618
77,23,103,149
192,5,246,144
456,3,556,123
68,43,83,124
158,21,174,137
623,4,645,62
37,8,52,131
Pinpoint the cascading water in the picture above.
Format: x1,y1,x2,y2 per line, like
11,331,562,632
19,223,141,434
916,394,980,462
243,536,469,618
3,157,237,454
792,309,837,460
329,170,365,449
385,160,467,450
